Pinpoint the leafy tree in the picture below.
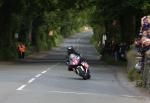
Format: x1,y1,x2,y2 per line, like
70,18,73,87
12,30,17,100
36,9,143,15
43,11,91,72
0,0,149,59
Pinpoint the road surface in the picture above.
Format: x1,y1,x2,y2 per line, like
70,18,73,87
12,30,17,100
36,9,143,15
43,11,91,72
0,31,149,103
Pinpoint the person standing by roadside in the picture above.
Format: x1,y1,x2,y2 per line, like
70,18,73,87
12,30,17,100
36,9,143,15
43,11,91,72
18,42,26,59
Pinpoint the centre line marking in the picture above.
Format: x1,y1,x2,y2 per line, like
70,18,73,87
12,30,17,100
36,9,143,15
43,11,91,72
16,85,26,91
35,74,42,78
41,70,47,74
28,78,36,83
16,63,60,91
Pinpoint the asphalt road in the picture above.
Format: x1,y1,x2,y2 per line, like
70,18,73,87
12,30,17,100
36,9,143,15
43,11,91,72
0,31,149,103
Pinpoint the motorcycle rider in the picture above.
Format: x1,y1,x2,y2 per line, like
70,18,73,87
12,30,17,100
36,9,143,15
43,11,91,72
66,46,84,71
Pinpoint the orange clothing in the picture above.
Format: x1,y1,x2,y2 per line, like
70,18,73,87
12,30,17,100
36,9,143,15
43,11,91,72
18,44,26,53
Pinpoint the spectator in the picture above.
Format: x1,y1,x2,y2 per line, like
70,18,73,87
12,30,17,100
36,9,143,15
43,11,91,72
140,37,150,47
142,30,148,37
119,42,127,60
134,16,150,73
111,41,119,61
141,16,150,31
18,42,26,59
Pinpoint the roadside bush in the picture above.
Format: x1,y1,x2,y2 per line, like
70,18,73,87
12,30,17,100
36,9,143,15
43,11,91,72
128,67,141,81
36,26,48,51
0,46,18,60
101,53,127,66
126,48,137,69
127,49,142,86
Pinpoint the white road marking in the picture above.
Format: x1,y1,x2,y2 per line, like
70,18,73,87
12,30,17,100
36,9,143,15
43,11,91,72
16,85,26,91
35,74,42,78
46,90,147,99
121,95,147,98
41,70,47,74
16,63,60,91
47,91,98,95
28,78,36,83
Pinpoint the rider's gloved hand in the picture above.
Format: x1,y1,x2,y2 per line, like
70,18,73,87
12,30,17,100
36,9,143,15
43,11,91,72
66,62,69,65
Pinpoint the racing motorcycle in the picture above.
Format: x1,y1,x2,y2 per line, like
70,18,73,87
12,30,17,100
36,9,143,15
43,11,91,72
66,53,91,80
